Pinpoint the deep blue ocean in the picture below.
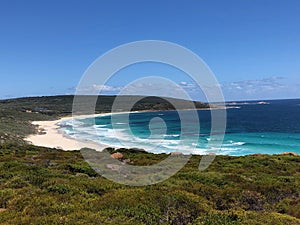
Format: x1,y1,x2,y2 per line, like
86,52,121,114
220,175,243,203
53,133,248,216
60,99,300,156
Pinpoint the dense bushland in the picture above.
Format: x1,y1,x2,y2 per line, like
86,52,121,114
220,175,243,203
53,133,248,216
0,145,299,224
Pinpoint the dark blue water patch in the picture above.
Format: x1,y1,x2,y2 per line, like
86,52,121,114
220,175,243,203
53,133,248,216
225,100,300,134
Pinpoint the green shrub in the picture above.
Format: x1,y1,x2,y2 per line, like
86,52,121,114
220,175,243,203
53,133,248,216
0,189,15,208
47,184,72,194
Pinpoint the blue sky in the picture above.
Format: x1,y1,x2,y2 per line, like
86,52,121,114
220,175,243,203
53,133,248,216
0,0,300,101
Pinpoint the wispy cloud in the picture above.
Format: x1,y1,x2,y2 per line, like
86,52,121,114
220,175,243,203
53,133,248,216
176,76,298,101
72,84,122,95
220,76,295,100
66,76,298,101
179,81,197,88
119,79,189,99
72,80,194,99
222,76,285,93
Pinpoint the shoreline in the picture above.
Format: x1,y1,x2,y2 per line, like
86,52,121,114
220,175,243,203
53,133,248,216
23,107,220,151
24,113,116,151
24,110,152,151
25,108,299,156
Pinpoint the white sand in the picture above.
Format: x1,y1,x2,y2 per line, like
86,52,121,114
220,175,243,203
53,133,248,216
24,113,113,151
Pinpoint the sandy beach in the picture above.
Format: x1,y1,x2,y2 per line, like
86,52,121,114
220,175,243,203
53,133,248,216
24,114,108,151
23,108,219,151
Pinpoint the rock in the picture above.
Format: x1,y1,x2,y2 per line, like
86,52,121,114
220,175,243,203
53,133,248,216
170,152,183,156
123,158,131,163
75,173,89,177
38,129,47,135
282,152,299,156
26,162,36,167
106,164,121,171
111,152,124,160
257,101,269,105
49,161,58,166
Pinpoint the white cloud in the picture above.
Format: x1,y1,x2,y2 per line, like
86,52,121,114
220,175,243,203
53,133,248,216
221,76,290,100
120,79,188,99
178,81,198,90
69,76,298,101
223,76,285,91
74,80,188,99
76,84,122,94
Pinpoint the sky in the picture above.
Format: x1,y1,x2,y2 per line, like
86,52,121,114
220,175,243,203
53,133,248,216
0,0,300,101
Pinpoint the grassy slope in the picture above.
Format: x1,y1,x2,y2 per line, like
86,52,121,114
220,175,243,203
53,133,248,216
0,146,299,224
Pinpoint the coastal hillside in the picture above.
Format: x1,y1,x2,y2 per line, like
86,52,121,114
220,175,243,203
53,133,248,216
0,146,299,224
0,95,208,144
0,95,209,116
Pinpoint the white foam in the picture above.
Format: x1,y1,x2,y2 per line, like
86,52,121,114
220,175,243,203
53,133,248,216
222,141,246,146
93,124,108,128
164,134,180,138
60,117,244,155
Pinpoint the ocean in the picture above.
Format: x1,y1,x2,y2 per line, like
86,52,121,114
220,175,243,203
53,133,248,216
59,99,300,156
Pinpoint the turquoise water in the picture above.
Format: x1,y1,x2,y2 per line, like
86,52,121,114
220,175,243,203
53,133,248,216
60,99,300,156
